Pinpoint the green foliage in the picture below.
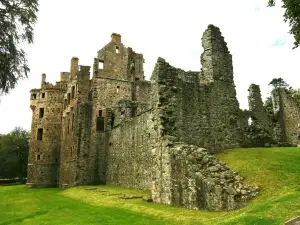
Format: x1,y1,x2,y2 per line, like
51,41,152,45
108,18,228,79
268,0,300,49
286,88,300,108
0,0,39,94
264,96,274,116
0,127,30,181
241,124,275,147
268,77,291,90
0,147,300,224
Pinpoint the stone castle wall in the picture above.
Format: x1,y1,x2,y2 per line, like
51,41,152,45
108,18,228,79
27,77,66,187
28,27,288,211
272,89,300,145
105,110,154,190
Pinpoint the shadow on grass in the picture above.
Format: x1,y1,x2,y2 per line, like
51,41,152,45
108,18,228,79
0,210,49,225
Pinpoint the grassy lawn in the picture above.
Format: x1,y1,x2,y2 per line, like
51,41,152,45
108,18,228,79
1,147,300,225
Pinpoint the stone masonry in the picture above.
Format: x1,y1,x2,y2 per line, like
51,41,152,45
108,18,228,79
28,25,300,211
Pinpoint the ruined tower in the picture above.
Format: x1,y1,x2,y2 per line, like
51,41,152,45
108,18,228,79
27,74,66,187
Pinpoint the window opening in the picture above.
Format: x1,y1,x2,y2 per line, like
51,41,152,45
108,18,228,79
39,108,44,118
64,99,67,109
99,110,103,117
99,60,104,69
248,117,252,126
71,86,75,98
32,93,37,100
116,46,119,54
41,93,45,98
67,93,70,104
117,86,120,93
37,128,43,140
37,154,40,160
96,117,105,132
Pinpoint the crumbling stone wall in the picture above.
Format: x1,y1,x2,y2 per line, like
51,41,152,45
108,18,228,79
149,57,259,211
151,142,259,210
200,25,241,152
272,89,300,145
150,29,242,153
248,84,272,132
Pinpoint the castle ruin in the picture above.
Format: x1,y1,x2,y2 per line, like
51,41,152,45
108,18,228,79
27,25,300,211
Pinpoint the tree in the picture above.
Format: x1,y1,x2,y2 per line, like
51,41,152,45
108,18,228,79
0,0,39,94
268,77,291,90
268,0,300,49
0,127,30,182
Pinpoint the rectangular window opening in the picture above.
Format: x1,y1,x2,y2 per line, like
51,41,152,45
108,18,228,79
98,110,103,117
71,86,75,98
99,60,104,69
37,154,40,160
67,93,70,104
32,94,37,100
96,116,105,132
41,93,45,98
39,108,44,118
37,128,43,140
72,113,75,131
117,86,120,93
116,46,119,54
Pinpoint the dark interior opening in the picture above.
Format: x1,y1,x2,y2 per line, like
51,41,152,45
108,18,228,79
37,128,43,140
71,86,75,98
39,108,44,118
96,117,105,132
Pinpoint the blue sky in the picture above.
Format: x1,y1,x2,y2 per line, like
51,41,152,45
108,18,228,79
1,0,300,134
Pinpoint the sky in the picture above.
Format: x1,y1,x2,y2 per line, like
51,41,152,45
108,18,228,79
1,0,300,134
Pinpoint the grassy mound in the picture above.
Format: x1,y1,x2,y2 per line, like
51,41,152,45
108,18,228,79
0,147,299,224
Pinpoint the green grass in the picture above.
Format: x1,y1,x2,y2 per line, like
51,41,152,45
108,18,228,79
0,147,300,225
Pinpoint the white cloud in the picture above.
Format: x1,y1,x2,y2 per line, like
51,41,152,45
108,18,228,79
1,0,300,133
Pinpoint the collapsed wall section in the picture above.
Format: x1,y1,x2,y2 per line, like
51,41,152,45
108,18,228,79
149,58,259,211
